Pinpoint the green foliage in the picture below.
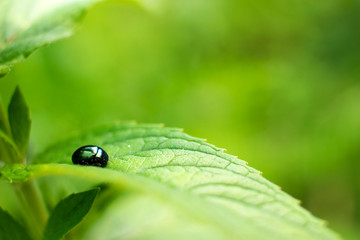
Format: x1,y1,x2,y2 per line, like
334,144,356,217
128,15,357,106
0,0,357,239
31,123,338,240
0,207,32,240
8,86,30,158
42,189,99,240
0,87,30,163
0,0,101,78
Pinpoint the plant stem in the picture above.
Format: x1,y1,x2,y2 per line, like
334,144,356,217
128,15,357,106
14,180,48,240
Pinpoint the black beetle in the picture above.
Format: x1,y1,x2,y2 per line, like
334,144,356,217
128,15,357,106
72,145,108,168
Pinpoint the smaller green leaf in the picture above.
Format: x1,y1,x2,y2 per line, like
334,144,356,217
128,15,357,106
0,207,32,240
42,188,99,240
8,86,31,158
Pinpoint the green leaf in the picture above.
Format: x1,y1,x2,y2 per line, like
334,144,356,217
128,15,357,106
8,86,31,158
0,0,101,78
0,207,32,240
33,123,340,240
42,189,99,240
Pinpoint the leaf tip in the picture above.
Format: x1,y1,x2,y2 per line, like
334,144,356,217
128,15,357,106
10,86,28,109
93,187,101,194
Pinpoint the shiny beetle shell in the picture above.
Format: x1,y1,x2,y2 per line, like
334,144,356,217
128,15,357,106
72,145,108,168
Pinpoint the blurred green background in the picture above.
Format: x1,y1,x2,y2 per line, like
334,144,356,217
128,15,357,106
0,0,359,238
